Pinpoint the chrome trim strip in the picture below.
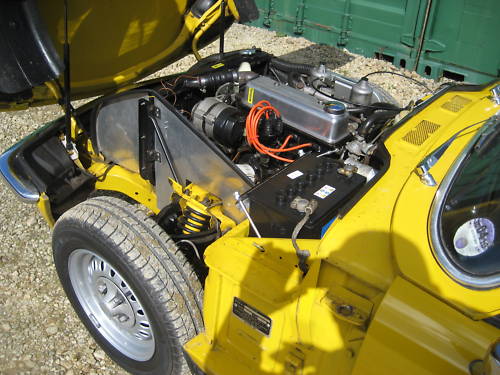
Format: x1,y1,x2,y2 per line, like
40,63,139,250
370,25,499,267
0,143,39,203
429,114,500,289
491,84,500,105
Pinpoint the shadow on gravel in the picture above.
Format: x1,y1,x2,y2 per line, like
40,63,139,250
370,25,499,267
277,43,354,69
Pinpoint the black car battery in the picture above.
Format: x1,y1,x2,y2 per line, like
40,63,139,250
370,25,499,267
242,153,366,238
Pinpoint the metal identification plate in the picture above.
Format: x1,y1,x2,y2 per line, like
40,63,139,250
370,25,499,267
232,297,272,336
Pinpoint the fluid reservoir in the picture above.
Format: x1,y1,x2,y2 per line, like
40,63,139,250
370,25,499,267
350,78,373,106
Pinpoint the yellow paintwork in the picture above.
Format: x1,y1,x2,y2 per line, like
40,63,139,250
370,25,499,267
185,81,500,374
185,223,379,374
390,97,500,316
352,277,498,375
87,162,159,214
319,82,500,315
170,180,236,233
2,0,243,109
185,0,243,60
30,41,499,374
185,0,226,61
37,193,55,227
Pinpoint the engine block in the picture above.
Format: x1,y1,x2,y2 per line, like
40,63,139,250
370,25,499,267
241,76,350,145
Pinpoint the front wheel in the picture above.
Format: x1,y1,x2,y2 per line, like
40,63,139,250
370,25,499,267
52,196,203,375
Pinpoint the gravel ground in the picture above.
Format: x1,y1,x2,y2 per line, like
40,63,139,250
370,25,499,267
0,23,443,374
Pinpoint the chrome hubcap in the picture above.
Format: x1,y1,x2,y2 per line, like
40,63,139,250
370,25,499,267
68,249,155,361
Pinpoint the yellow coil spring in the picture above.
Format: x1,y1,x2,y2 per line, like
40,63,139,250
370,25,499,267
178,203,212,235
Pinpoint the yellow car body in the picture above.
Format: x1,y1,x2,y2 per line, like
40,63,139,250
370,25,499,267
184,82,500,375
0,1,498,374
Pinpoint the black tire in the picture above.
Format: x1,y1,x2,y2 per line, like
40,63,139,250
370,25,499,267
52,196,203,375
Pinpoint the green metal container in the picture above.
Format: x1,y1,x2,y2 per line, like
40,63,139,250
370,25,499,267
415,0,500,83
249,0,500,83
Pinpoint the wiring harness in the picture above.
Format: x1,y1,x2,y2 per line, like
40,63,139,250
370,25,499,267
246,100,312,162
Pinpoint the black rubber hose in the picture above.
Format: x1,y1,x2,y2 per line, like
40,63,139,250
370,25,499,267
183,71,258,89
346,107,366,114
269,57,315,76
347,102,401,116
238,71,259,83
361,102,401,116
358,109,400,137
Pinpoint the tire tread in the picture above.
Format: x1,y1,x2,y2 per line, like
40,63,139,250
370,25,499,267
53,196,203,375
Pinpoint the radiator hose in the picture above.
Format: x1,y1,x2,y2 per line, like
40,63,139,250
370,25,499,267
358,103,401,137
183,71,258,89
269,57,315,76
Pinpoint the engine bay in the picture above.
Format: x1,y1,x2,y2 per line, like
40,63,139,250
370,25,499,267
125,49,404,248
13,49,406,256
159,50,402,184
154,50,400,188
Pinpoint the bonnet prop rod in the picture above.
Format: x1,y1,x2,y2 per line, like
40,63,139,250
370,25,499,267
63,0,73,151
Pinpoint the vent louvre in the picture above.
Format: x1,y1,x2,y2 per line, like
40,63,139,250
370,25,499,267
402,120,441,146
441,95,471,112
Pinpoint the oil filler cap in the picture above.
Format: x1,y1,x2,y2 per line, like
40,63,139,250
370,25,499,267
324,101,346,115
